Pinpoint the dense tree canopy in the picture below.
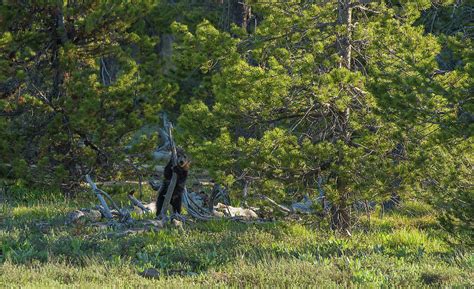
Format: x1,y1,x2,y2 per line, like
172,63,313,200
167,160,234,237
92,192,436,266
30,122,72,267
0,0,472,236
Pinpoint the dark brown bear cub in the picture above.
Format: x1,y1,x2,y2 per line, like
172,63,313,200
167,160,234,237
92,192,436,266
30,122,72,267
156,148,190,216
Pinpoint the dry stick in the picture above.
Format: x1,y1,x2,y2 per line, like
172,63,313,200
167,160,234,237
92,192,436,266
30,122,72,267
99,189,123,212
86,174,113,220
256,194,292,213
158,123,178,219
86,174,131,222
128,193,151,213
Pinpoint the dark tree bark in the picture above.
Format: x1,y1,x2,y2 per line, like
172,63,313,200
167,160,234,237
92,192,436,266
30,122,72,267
330,0,353,233
51,4,69,102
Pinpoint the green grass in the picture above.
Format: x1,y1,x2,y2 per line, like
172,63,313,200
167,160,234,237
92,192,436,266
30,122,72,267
0,189,472,288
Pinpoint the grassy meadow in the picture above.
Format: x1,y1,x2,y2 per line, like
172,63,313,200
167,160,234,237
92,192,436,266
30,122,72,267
0,187,472,288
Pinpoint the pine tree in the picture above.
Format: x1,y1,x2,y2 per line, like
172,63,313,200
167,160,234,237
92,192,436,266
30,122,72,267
171,0,473,231
0,1,168,190
0,0,252,190
0,0,470,238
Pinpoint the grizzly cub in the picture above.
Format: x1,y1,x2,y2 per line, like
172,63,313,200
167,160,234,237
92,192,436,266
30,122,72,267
155,148,190,216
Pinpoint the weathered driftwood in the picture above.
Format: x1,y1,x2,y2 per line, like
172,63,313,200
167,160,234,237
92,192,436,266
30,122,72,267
86,174,132,223
129,188,212,221
183,187,263,221
214,203,259,220
290,196,313,214
257,194,292,213
153,112,172,160
75,115,271,226
257,194,315,214
128,191,151,213
86,174,113,220
140,268,161,279
183,184,232,221
157,122,179,219
71,180,262,230
66,210,86,224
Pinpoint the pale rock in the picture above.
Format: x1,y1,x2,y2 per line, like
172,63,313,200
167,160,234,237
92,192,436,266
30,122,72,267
65,210,85,225
171,219,183,228
214,203,258,220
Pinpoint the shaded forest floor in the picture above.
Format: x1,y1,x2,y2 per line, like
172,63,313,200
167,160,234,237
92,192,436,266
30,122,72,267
0,187,472,288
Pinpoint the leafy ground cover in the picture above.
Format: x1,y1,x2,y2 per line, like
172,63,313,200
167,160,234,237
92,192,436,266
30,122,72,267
0,188,472,288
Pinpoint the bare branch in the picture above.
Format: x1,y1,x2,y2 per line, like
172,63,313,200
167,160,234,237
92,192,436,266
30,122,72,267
86,174,113,220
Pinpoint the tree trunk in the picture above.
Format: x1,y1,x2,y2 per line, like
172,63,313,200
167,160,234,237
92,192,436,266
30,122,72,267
158,33,175,74
331,177,351,233
241,3,252,30
51,3,68,102
337,0,352,70
328,0,353,233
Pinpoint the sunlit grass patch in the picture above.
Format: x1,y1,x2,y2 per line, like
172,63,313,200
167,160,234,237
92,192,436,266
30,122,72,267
383,228,445,252
361,228,448,261
285,222,314,239
11,204,67,221
0,193,472,287
396,201,434,218
369,211,438,231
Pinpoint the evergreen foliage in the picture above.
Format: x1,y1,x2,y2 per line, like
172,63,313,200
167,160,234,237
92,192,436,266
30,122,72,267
0,1,472,236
